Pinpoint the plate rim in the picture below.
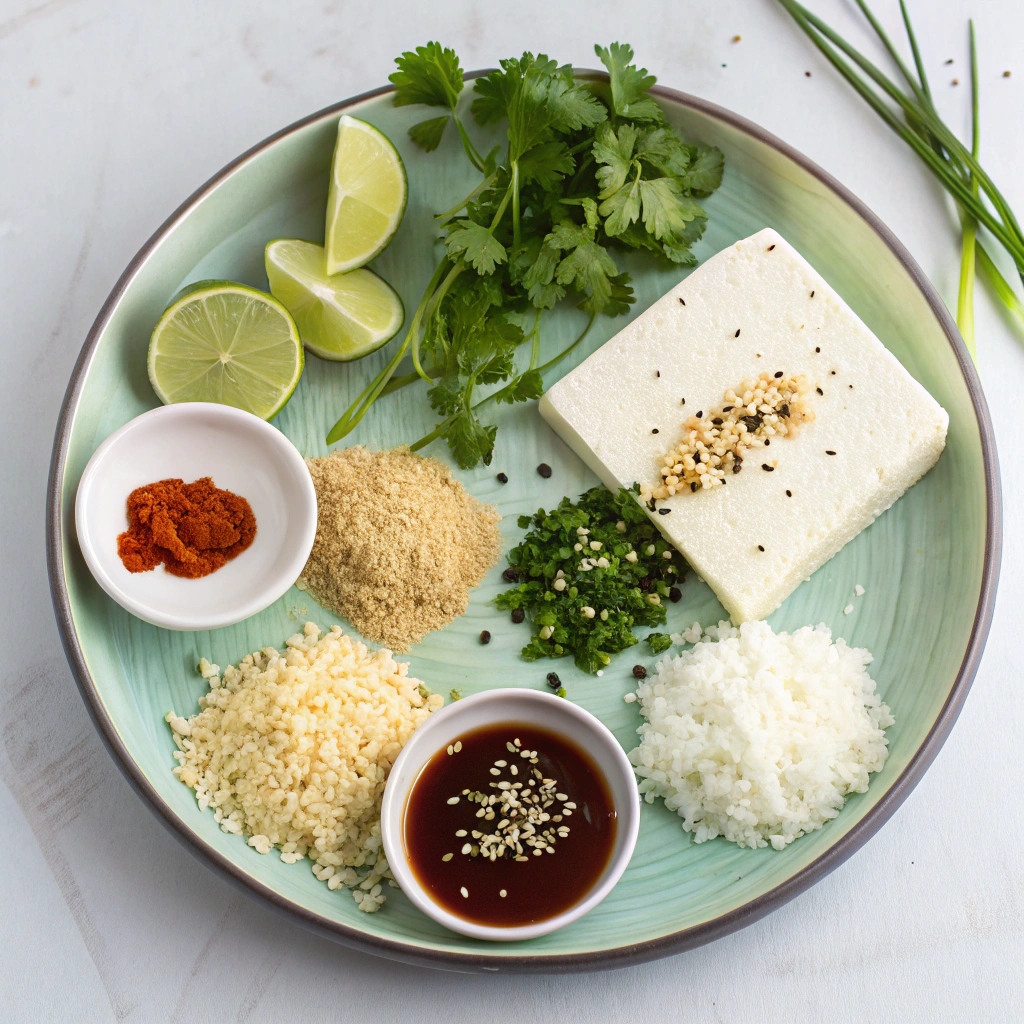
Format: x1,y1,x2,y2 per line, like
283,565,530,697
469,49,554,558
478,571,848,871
46,73,1003,973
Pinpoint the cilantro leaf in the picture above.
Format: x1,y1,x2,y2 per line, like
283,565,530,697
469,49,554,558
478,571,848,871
635,126,691,177
593,122,638,198
390,42,464,109
495,369,544,404
549,224,618,310
442,412,497,468
427,377,463,416
681,146,725,196
446,221,508,275
581,272,634,316
638,177,689,239
647,632,673,654
408,115,451,151
594,42,663,122
518,141,575,191
600,176,642,236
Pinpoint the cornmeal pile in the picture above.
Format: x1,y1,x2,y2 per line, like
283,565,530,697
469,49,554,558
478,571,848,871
299,446,502,651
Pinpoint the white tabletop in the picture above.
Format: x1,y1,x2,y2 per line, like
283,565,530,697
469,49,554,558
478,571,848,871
2,0,1021,1019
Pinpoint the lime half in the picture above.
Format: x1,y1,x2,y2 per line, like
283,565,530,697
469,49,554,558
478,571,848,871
325,115,407,275
265,239,404,362
148,281,303,420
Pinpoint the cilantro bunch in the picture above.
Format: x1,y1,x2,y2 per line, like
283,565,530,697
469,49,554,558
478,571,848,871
326,42,724,467
496,486,685,674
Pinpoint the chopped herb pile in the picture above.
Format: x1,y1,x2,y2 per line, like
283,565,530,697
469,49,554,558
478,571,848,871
496,486,686,673
326,42,724,467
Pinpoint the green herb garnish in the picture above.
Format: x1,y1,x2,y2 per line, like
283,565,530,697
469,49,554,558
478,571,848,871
496,486,685,673
646,632,673,654
778,0,1024,360
326,43,723,466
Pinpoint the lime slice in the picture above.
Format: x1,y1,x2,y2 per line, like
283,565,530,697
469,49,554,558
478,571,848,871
265,239,404,362
148,281,303,420
325,115,407,275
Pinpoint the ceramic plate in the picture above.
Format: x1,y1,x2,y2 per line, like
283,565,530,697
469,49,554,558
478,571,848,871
47,75,1001,973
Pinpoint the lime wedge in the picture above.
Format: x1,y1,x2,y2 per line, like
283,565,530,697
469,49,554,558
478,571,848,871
325,115,407,275
148,281,303,420
265,239,404,362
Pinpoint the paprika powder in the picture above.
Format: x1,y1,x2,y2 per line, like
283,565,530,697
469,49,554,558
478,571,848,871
117,477,256,579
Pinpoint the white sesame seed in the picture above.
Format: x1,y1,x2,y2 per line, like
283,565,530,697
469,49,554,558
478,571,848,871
455,829,467,837
447,796,460,805
453,741,462,752
442,853,453,862
447,744,454,755
460,887,469,898
461,843,472,855
500,889,507,898
495,759,507,767
843,604,854,615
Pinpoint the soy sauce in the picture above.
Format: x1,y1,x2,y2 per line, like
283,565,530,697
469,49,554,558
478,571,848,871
403,722,617,927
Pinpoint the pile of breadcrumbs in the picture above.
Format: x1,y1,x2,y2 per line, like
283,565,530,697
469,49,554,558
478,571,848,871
298,446,502,651
166,623,442,912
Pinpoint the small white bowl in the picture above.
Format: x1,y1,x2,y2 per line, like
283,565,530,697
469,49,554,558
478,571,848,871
75,402,317,631
381,688,641,941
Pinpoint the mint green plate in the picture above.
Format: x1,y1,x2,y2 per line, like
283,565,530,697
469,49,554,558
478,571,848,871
48,77,1000,972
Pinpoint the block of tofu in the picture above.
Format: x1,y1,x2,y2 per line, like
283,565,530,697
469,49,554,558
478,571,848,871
538,228,948,623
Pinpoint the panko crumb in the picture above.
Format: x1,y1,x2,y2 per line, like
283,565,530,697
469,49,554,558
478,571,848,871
167,623,442,911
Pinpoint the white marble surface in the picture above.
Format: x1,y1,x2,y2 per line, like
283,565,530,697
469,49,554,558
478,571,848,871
2,0,1022,1019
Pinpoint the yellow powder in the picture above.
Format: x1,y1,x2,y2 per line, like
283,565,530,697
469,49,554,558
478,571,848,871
298,446,502,651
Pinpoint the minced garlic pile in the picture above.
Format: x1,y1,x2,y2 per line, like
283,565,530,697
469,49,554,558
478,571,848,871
646,371,814,499
299,446,502,651
166,623,443,912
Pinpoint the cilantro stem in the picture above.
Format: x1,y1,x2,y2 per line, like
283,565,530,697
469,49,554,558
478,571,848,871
511,160,522,248
453,114,486,173
326,257,449,444
434,174,495,223
411,260,465,383
380,371,427,396
528,309,543,370
535,313,596,375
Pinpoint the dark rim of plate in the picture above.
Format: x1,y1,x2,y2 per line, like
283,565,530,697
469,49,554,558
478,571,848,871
46,72,1002,974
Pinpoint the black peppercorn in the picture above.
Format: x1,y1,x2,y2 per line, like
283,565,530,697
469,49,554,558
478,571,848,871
537,463,552,478
669,587,682,602
496,472,508,484
632,665,647,679
546,672,561,690
511,608,525,624
479,630,491,645
502,567,520,583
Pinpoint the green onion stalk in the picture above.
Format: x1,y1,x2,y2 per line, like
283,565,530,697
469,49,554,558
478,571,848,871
777,0,1024,361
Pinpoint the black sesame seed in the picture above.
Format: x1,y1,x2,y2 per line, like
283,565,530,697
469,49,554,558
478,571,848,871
810,290,816,298
732,462,742,474
826,450,836,456
537,463,552,478
944,58,954,64
774,371,783,378
646,497,657,511
496,472,508,484
652,428,659,434
696,410,703,418
830,370,836,375
479,630,492,645
815,346,821,353
690,481,698,491
779,403,790,417
546,672,561,690
816,386,824,396
723,405,733,412
658,507,671,515
786,489,792,497
511,608,525,624
734,329,741,338
502,567,520,583
764,439,770,446
805,70,812,77
762,464,774,472
712,417,723,426
758,544,765,551
679,297,686,306
849,384,854,389
669,586,682,602
681,397,686,405
632,665,648,679
768,244,776,250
